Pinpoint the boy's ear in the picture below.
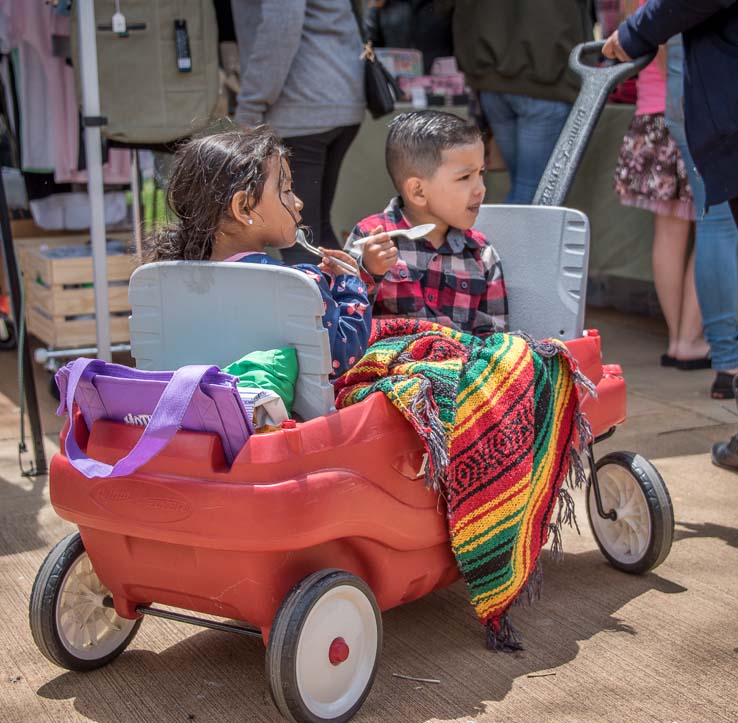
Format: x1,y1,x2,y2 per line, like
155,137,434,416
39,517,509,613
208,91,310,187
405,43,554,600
230,190,253,228
402,176,427,208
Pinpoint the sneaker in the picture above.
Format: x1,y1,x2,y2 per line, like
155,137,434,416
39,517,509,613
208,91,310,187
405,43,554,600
711,434,738,472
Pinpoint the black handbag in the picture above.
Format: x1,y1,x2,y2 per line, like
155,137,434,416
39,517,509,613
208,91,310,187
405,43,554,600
350,3,401,119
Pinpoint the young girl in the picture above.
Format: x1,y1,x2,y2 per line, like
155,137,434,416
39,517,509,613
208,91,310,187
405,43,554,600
613,0,707,370
147,127,371,377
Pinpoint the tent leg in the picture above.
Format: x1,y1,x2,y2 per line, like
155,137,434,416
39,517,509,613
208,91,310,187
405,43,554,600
77,0,111,362
0,177,47,476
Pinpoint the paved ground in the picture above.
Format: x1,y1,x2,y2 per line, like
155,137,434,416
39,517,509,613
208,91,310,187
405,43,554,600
1,309,737,723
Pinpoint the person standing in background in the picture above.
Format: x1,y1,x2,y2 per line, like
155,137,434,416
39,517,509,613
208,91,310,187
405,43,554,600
602,0,738,469
664,34,738,399
439,0,594,204
612,0,706,372
231,0,365,264
365,0,453,74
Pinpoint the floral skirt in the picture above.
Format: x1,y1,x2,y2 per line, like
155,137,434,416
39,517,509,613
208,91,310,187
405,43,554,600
613,112,695,220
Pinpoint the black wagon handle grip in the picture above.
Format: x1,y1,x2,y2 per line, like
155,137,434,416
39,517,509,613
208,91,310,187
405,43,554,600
533,41,657,207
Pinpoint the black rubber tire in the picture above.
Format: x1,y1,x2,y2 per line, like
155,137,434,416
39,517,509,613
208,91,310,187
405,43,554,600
266,569,382,723
29,532,142,671
587,451,674,574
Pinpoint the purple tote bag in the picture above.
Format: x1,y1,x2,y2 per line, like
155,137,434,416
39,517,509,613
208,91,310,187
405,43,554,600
55,358,254,479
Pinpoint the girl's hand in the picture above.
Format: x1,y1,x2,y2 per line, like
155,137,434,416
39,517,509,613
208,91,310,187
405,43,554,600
359,225,399,276
318,248,360,276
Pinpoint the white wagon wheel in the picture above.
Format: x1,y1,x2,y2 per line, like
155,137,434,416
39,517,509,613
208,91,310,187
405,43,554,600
266,569,382,723
29,532,141,670
588,451,674,574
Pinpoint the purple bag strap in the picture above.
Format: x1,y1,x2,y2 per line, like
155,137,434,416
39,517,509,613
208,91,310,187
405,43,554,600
64,358,221,479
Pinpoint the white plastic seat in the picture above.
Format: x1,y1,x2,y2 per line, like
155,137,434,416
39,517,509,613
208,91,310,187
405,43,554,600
475,204,590,340
128,261,335,420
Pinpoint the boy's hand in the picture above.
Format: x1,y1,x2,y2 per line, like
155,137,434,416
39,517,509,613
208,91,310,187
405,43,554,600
318,248,360,277
359,225,399,277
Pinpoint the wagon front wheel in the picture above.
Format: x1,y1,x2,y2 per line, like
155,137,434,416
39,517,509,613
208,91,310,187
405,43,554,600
266,569,382,723
29,532,141,671
587,451,674,574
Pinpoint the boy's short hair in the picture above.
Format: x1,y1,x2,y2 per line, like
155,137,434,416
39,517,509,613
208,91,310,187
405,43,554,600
385,110,482,191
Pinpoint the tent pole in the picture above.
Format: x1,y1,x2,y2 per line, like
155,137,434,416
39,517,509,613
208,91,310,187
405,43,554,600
77,0,111,362
0,177,47,476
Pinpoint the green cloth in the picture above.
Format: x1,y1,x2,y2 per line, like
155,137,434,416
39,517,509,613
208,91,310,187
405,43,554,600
222,348,299,414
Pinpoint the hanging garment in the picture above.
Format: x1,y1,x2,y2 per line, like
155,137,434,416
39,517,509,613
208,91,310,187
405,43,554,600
0,1,130,183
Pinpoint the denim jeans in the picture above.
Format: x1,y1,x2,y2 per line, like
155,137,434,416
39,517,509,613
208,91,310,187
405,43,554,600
665,36,738,371
479,92,571,205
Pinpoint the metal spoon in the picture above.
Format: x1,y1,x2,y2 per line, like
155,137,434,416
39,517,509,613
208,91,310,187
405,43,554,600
352,223,436,247
295,230,356,274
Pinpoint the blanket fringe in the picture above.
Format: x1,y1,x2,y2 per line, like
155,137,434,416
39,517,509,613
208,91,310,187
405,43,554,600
556,486,580,534
403,377,449,491
513,558,543,607
486,612,524,652
548,522,564,561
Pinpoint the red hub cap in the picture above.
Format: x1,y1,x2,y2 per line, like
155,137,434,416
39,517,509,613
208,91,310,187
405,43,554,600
328,636,350,665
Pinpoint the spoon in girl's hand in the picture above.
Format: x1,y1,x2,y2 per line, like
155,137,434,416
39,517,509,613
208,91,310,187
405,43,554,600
352,223,436,247
295,229,357,274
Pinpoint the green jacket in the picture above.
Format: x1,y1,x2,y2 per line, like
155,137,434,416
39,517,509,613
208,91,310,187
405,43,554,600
441,1,594,104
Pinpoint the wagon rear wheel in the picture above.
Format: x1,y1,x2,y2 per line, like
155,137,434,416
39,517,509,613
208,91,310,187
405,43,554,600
587,451,674,574
266,569,382,723
29,532,141,671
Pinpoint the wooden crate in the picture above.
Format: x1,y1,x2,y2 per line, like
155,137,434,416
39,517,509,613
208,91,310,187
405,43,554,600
18,239,137,348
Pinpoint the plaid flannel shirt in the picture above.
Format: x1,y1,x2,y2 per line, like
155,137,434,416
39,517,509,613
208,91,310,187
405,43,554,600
345,197,508,336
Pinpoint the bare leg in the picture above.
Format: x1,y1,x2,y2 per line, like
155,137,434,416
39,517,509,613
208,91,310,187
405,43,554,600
652,213,692,357
675,249,710,360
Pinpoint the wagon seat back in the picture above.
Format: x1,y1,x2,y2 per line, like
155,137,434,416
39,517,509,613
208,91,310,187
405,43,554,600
475,204,590,341
128,260,335,420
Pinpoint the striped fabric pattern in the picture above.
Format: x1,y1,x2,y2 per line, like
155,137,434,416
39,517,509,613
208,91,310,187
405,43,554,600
334,317,589,649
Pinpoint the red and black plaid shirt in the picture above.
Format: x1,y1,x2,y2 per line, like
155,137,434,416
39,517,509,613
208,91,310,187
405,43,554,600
345,197,508,337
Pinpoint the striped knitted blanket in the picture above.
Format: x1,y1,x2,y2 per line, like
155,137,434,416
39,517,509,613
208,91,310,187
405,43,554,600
334,318,593,650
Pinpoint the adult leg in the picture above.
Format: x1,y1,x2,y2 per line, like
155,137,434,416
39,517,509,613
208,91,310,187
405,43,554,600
730,197,738,229
675,248,710,361
281,130,331,265
671,133,738,374
318,124,360,250
651,213,692,358
509,95,571,204
479,92,518,203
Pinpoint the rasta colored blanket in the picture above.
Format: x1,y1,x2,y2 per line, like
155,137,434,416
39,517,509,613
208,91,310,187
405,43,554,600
334,318,594,650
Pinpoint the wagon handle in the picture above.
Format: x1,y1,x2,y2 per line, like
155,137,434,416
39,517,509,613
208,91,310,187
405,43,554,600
532,40,656,207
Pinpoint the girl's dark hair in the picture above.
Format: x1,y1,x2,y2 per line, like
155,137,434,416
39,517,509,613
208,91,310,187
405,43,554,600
146,126,287,261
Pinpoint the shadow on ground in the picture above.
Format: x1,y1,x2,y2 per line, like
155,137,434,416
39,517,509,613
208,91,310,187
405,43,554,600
35,549,686,723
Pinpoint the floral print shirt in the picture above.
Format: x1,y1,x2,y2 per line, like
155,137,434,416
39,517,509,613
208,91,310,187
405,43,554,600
233,253,371,377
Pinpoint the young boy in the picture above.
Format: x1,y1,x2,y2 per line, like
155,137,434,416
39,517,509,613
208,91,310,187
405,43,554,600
344,110,508,337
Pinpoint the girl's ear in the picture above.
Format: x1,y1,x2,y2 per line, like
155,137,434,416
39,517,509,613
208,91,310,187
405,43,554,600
402,177,427,207
230,190,253,228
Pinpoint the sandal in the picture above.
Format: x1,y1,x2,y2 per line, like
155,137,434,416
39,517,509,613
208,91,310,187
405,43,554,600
711,372,737,400
675,354,712,371
660,353,678,367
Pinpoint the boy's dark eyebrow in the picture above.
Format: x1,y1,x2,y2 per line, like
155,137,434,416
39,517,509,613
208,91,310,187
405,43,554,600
452,164,482,175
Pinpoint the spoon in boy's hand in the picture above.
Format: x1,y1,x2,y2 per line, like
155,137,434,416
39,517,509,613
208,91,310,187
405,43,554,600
352,223,436,247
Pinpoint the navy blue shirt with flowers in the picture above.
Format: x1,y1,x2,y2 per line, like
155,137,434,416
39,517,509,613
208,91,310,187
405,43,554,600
231,252,372,378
